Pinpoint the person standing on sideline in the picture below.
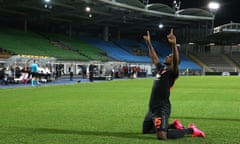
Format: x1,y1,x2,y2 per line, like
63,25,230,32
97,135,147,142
30,59,40,87
88,63,94,82
69,64,74,81
142,29,205,140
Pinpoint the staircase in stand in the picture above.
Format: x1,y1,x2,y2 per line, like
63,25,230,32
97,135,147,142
50,40,92,60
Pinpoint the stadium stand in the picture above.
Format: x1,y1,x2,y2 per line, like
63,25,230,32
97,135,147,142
45,33,110,61
0,26,202,71
80,36,152,63
191,53,236,72
111,38,147,56
230,52,240,65
151,41,172,57
151,41,202,70
0,49,11,59
80,35,202,70
0,28,89,61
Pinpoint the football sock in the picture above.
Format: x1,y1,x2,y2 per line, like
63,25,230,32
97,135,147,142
31,79,34,86
167,128,193,139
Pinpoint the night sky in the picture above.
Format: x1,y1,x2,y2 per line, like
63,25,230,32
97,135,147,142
148,0,240,26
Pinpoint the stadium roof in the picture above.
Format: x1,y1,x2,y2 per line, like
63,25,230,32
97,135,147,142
195,23,240,45
0,0,213,36
2,0,239,45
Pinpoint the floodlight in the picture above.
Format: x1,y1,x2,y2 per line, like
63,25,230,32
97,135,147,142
43,0,52,9
208,1,220,11
208,1,220,32
158,24,164,29
44,0,51,3
85,6,91,12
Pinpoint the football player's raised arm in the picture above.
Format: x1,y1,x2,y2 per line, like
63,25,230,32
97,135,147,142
167,29,179,73
143,31,159,65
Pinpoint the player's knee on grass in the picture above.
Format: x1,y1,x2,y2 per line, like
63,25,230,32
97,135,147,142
154,116,168,140
157,131,167,140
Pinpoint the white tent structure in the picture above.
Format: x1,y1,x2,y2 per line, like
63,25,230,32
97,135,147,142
4,55,56,68
4,55,56,80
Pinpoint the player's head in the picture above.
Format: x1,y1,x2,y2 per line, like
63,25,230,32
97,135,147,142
164,53,173,65
164,53,180,66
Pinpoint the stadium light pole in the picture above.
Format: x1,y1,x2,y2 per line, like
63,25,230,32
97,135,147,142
208,1,220,33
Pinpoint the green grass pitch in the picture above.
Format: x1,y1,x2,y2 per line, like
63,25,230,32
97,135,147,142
0,76,240,144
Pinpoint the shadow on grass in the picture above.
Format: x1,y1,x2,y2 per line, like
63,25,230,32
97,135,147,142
2,127,155,140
